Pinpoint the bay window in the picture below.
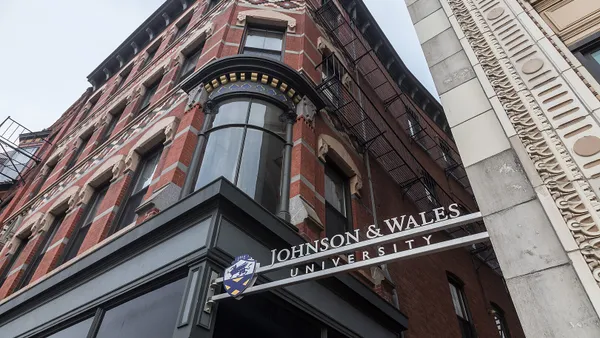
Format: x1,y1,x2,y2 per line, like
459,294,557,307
194,98,289,214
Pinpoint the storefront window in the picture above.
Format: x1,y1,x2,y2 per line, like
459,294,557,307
46,318,94,338
214,294,322,338
195,98,286,214
95,278,185,338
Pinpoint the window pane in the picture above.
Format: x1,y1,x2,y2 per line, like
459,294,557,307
0,147,37,180
326,204,348,237
243,48,281,61
245,29,266,49
95,279,185,338
325,169,346,216
449,282,465,318
237,129,284,213
19,213,65,288
45,318,93,338
592,49,600,65
248,101,286,137
134,151,161,193
179,46,203,81
117,191,145,230
195,128,244,190
264,31,283,51
212,99,250,127
82,185,109,226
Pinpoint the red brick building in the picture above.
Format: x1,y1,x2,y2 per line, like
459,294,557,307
0,0,524,337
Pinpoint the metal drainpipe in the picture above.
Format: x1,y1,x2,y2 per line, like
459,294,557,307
365,151,400,309
277,115,295,222
180,103,215,199
355,69,401,309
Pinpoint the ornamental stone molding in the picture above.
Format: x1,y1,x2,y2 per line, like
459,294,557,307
236,9,296,33
125,116,179,172
0,91,188,239
295,96,317,126
317,134,363,196
446,0,600,285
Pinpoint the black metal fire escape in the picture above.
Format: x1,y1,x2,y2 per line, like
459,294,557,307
0,117,51,188
312,1,499,272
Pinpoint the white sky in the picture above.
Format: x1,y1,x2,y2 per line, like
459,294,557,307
0,0,435,133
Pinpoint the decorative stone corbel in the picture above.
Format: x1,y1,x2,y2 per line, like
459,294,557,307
131,41,139,55
125,152,141,174
203,22,215,37
67,192,80,212
103,68,111,80
317,36,335,54
162,13,170,26
317,138,329,163
164,120,179,145
350,175,362,197
116,55,125,67
30,214,47,235
111,158,126,180
296,96,317,126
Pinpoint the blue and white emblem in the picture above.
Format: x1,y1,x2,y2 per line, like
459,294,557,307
223,254,258,299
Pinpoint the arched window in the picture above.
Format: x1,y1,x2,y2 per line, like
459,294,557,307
194,97,289,214
491,303,511,338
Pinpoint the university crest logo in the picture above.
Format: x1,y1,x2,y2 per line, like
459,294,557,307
223,254,258,299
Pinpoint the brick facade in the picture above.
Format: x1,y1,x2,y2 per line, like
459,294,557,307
0,1,524,337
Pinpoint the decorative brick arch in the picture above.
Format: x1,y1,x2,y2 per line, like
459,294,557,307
317,134,362,196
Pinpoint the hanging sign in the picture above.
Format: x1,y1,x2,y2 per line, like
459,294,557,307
207,204,486,304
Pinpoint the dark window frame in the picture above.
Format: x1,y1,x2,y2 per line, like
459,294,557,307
32,271,187,338
141,45,159,69
99,105,125,144
177,41,205,84
0,235,29,287
448,274,476,338
115,66,133,92
16,212,66,290
240,25,286,61
59,183,110,264
205,0,221,14
65,134,92,171
491,302,511,338
174,18,191,41
324,162,352,238
571,32,600,84
111,145,163,234
140,77,162,112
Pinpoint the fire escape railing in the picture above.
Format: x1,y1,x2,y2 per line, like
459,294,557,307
0,117,51,186
315,0,472,192
312,1,499,272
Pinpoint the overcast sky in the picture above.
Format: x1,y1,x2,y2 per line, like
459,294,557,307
0,0,436,133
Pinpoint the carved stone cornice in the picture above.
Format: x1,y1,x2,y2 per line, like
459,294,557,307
448,0,600,284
